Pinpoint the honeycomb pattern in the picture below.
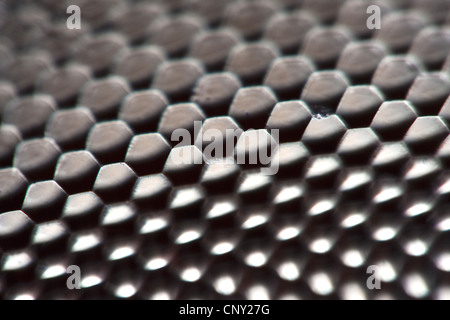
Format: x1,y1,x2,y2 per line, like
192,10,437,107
1,0,450,300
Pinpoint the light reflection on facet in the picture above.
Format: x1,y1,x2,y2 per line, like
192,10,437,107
2,251,33,271
175,230,201,244
435,286,450,300
14,294,35,300
279,293,300,300
403,273,429,298
238,174,271,193
207,201,235,219
340,282,366,300
405,202,431,217
41,264,66,279
109,246,135,260
341,213,366,228
309,272,334,295
274,186,302,204
242,215,267,229
437,178,450,195
437,217,450,231
342,249,364,268
245,251,267,267
405,159,439,181
72,233,101,252
309,199,335,216
378,261,397,282
277,261,300,281
306,156,340,178
33,221,66,244
150,291,171,300
340,171,371,191
180,267,202,282
140,217,168,234
115,283,137,298
214,276,236,295
276,226,300,241
246,284,270,300
81,275,103,288
404,239,427,256
171,188,203,208
309,238,332,254
373,186,402,203
211,241,235,255
102,204,135,225
145,257,168,270
435,252,450,272
373,226,397,241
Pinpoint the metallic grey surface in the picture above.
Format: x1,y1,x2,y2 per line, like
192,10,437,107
1,0,450,300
